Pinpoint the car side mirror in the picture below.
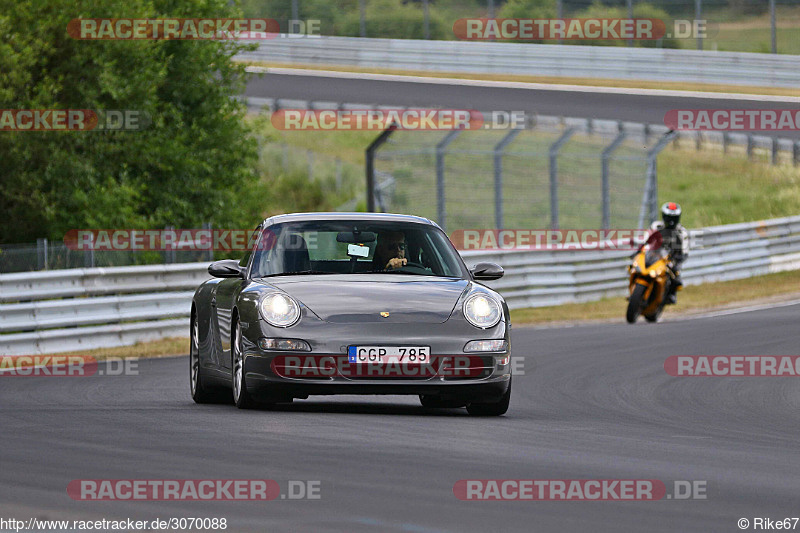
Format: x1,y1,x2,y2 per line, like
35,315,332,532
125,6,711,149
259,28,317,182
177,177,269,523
208,259,245,279
470,262,504,281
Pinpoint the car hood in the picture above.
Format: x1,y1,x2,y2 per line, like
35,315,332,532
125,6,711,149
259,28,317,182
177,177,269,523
255,275,470,323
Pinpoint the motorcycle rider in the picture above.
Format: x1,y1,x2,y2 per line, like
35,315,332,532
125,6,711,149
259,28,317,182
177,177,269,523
642,202,689,304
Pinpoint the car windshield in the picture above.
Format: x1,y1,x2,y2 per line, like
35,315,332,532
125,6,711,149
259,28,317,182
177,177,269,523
249,220,467,278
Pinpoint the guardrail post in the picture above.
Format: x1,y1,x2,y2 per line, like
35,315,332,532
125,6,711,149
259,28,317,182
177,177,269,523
747,134,754,160
365,123,397,212
436,129,463,232
722,132,729,154
493,128,522,230
601,131,627,230
548,127,576,230
639,131,677,228
794,141,799,167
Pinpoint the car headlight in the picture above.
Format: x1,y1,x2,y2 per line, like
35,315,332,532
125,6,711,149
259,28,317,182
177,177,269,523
463,293,502,329
260,293,300,327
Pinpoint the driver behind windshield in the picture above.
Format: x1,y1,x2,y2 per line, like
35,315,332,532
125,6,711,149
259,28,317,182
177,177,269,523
373,230,407,271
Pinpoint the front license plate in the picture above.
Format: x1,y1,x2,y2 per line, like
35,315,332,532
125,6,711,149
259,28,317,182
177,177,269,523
348,346,430,364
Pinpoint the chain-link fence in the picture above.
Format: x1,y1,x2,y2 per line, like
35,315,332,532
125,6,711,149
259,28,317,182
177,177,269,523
371,118,670,234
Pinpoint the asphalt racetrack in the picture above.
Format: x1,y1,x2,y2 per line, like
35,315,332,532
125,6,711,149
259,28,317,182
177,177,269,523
1,303,799,532
244,69,800,140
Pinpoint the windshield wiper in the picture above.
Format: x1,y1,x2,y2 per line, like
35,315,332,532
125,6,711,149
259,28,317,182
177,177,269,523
262,270,336,277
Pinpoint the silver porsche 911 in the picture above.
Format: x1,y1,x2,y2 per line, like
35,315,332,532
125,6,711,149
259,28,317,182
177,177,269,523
190,212,512,416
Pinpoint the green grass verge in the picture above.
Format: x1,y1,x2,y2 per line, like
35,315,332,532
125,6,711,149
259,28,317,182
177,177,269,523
51,337,189,360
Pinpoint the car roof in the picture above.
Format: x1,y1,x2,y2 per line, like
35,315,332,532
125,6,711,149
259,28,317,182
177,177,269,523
262,212,437,227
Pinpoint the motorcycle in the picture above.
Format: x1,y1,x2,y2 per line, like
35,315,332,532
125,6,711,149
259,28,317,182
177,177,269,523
626,241,679,324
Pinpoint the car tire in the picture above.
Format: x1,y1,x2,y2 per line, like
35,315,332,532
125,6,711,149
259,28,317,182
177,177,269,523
190,316,218,404
419,395,467,408
231,318,256,409
466,379,511,417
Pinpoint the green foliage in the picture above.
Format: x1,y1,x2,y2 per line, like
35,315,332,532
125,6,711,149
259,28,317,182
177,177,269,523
499,0,557,20
338,0,449,39
568,1,680,48
0,0,260,243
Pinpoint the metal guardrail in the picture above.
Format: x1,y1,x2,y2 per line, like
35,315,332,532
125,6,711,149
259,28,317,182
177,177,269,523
2,215,799,355
237,37,800,88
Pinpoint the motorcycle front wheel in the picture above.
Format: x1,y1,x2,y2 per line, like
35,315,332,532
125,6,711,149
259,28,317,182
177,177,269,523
626,284,647,323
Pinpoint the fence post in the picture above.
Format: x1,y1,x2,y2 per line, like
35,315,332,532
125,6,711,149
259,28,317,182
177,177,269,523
365,123,397,212
770,0,777,54
164,225,175,264
695,0,703,50
722,132,729,154
423,0,430,39
772,137,779,165
639,131,677,228
548,127,576,230
83,233,95,268
202,222,214,262
601,131,627,230
493,128,522,230
37,238,48,271
359,0,366,37
747,134,754,160
794,141,799,167
435,129,463,232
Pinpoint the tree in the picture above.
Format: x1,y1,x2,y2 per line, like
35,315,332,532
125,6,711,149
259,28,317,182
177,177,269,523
0,0,259,243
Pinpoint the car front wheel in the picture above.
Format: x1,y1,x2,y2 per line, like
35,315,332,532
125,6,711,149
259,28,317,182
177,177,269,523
232,319,256,409
466,379,511,416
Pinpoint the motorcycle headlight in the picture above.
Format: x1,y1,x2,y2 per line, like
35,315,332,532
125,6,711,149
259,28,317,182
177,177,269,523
463,293,502,329
260,293,300,327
